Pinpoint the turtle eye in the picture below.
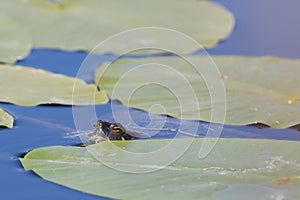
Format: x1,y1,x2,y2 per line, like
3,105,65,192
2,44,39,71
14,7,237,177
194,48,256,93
111,125,123,135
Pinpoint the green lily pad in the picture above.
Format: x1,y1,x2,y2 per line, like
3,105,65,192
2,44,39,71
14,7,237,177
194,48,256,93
95,56,300,128
0,107,14,128
0,64,108,106
21,138,300,199
0,14,31,64
0,0,234,53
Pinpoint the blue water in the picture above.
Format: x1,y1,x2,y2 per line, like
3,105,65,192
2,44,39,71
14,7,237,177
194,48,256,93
1,0,300,199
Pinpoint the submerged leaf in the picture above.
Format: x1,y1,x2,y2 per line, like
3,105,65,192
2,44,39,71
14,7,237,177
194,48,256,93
0,0,234,53
0,14,31,63
21,138,300,199
95,56,300,128
0,107,14,128
0,64,108,106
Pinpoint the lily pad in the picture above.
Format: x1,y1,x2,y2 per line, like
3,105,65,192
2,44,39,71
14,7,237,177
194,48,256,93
0,0,234,53
0,107,14,128
21,138,300,199
0,64,108,106
95,56,300,128
0,14,31,64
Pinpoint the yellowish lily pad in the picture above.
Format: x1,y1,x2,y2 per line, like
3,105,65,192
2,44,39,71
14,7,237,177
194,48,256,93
0,14,31,63
95,56,300,128
0,0,234,53
0,64,108,106
21,138,300,199
0,107,14,128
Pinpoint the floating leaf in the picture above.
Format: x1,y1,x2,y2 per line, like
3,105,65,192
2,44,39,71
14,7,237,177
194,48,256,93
0,14,31,63
0,64,108,106
21,138,300,199
95,56,300,128
0,0,234,53
0,107,14,128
